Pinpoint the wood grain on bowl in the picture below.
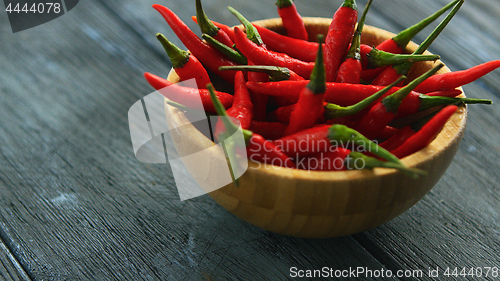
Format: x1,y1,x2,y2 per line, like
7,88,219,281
164,17,467,238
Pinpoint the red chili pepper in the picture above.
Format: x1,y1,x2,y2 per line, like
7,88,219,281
233,27,315,79
268,103,297,123
273,125,331,157
207,84,295,168
325,116,357,128
371,66,402,87
391,105,458,158
283,36,326,136
144,72,233,114
325,0,358,82
380,108,446,151
202,33,247,65
219,65,305,81
395,91,491,119
225,71,253,130
378,126,399,141
372,0,464,86
355,64,444,139
156,33,211,89
275,0,308,41
227,7,271,121
360,0,460,82
245,80,436,106
336,0,372,84
195,0,233,47
359,44,387,82
246,134,296,168
413,60,500,93
327,124,405,165
253,24,318,62
327,126,428,180
152,4,238,84
246,61,269,122
324,76,405,119
249,120,287,140
380,126,416,151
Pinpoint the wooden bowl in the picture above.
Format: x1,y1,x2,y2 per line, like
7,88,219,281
164,18,467,238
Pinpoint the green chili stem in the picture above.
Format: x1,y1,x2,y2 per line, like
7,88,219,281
394,0,464,75
367,49,440,69
156,33,189,69
275,0,293,9
327,124,402,165
382,63,444,113
341,0,357,10
206,84,253,142
195,0,220,37
324,76,405,119
346,151,427,178
202,34,248,65
418,94,492,111
392,0,461,48
228,6,264,45
307,34,326,94
346,0,372,60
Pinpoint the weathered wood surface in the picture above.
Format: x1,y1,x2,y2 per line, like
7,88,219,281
0,0,499,280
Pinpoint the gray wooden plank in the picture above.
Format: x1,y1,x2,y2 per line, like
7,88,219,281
0,0,399,280
0,239,30,281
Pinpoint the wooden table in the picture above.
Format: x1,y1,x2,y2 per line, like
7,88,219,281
1,0,499,280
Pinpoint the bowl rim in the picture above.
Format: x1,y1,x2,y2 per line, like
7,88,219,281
165,17,468,183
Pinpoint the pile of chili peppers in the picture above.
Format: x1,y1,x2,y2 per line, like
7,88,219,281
145,0,495,176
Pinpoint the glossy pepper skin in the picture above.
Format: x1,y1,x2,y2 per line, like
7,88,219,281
336,0,372,84
268,77,404,123
276,0,308,41
394,92,491,119
413,60,500,93
249,120,287,140
207,84,295,169
144,72,233,114
324,0,358,82
274,125,332,157
245,80,459,106
233,27,315,79
152,4,238,83
225,71,253,130
391,105,458,158
253,24,318,62
355,64,444,139
371,0,464,86
283,35,326,136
